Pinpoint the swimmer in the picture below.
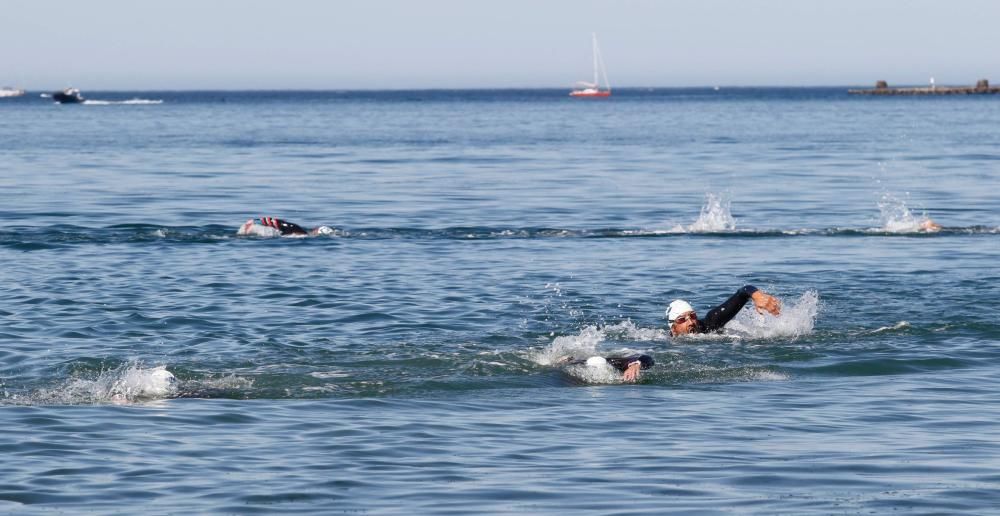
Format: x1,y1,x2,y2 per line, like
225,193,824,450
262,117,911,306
560,354,654,383
237,216,334,237
919,218,942,232
667,285,782,337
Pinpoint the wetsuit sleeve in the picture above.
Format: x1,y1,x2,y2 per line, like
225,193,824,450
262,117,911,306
700,285,759,333
605,354,654,372
261,216,308,236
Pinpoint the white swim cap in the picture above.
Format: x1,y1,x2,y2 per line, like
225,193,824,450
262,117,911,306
585,356,608,367
666,300,695,323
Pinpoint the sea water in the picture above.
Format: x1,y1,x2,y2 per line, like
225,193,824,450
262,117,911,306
1,88,999,513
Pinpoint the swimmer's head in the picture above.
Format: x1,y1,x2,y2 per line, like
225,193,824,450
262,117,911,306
667,299,698,336
666,300,694,322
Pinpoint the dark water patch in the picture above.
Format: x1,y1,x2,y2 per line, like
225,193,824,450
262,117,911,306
804,357,970,377
38,466,116,477
0,241,63,251
219,137,331,148
54,330,95,339
236,492,347,506
117,467,169,478
201,411,261,425
954,153,1000,161
0,489,88,505
158,315,226,330
333,311,399,324
426,154,523,164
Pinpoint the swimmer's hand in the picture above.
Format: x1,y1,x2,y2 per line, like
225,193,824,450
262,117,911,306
751,290,781,316
623,361,642,382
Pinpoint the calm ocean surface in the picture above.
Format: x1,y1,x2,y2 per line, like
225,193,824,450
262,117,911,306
1,88,999,513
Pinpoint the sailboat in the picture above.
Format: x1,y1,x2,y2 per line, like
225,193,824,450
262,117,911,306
570,33,611,98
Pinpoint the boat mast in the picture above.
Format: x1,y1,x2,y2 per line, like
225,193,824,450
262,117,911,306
591,32,599,87
597,37,610,91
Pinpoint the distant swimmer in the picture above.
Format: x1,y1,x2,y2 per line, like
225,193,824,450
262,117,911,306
667,285,782,337
919,219,942,232
560,354,655,383
237,216,334,237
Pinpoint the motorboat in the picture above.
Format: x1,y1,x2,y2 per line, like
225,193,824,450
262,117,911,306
52,88,85,104
0,87,25,98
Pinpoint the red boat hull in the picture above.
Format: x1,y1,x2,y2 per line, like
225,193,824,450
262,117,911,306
569,90,611,98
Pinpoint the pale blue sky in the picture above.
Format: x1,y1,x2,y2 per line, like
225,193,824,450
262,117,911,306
2,0,997,90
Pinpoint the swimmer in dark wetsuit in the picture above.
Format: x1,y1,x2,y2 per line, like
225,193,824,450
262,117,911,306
237,216,334,237
666,285,782,337
561,354,655,383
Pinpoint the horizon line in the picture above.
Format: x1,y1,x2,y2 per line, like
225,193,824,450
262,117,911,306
11,83,950,93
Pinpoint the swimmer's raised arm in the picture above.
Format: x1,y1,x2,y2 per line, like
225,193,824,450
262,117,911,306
684,285,781,336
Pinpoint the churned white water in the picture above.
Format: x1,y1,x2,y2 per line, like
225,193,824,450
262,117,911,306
877,193,938,233
688,193,737,232
19,363,177,405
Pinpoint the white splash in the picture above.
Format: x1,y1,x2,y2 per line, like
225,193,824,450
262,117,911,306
530,325,605,366
867,321,911,334
528,321,667,384
689,193,736,232
28,363,177,405
564,360,623,384
110,365,177,401
530,321,667,367
722,290,820,340
83,99,163,105
599,320,669,342
751,370,790,382
237,220,282,238
877,193,939,233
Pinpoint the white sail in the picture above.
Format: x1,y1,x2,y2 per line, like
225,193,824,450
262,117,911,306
570,33,611,97
592,33,610,91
